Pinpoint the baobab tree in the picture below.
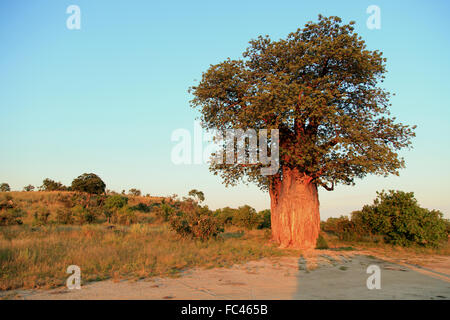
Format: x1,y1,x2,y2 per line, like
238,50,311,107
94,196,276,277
190,15,415,249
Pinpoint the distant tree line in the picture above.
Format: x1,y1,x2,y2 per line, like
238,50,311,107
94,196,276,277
0,173,148,197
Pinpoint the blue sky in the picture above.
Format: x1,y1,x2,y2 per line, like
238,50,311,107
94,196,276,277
1,0,449,219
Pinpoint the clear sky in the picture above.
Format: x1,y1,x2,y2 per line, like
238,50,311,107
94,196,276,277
1,0,449,219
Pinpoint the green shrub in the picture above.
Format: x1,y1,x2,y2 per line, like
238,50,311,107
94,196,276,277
315,234,329,249
169,212,191,237
70,205,98,224
84,210,98,224
105,195,128,210
322,190,448,247
257,209,271,229
71,173,106,195
234,205,261,230
169,206,224,240
327,216,362,241
129,202,151,213
214,207,270,230
213,207,236,225
358,190,448,247
155,203,175,221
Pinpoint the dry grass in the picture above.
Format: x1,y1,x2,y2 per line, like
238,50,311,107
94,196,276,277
2,191,447,291
321,232,450,269
0,192,297,291
3,191,165,225
0,223,295,291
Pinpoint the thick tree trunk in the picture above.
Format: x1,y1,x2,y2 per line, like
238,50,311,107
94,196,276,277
269,168,320,249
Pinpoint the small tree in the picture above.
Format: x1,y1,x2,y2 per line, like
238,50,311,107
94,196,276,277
188,189,205,203
155,202,175,221
214,207,237,225
105,195,128,210
169,206,224,240
71,173,106,195
40,178,67,191
104,195,128,223
234,205,261,230
128,188,142,197
0,183,10,192
257,209,271,229
356,190,448,247
23,185,35,192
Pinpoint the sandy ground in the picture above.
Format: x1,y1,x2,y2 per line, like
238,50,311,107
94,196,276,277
4,250,449,300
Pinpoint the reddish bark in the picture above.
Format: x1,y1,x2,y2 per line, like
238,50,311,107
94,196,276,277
269,168,320,249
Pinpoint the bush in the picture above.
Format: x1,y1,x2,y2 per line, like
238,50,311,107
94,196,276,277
315,234,329,249
70,205,98,224
0,194,14,211
155,203,175,221
213,207,270,230
56,209,74,225
169,206,224,240
358,190,448,247
234,205,261,230
33,208,51,225
105,195,128,210
322,216,363,241
111,207,137,225
84,210,98,224
0,208,24,226
257,209,271,229
213,207,236,226
321,190,449,247
129,202,151,213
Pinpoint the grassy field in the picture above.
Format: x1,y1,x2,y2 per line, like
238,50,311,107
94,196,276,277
0,191,297,290
0,222,294,291
1,191,448,291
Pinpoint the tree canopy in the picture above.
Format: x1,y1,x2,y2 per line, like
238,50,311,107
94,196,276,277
128,188,142,197
190,15,415,191
40,178,67,191
71,173,106,195
23,185,35,192
188,189,205,202
0,183,10,192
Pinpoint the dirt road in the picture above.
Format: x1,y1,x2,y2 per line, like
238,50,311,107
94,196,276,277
5,251,450,300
